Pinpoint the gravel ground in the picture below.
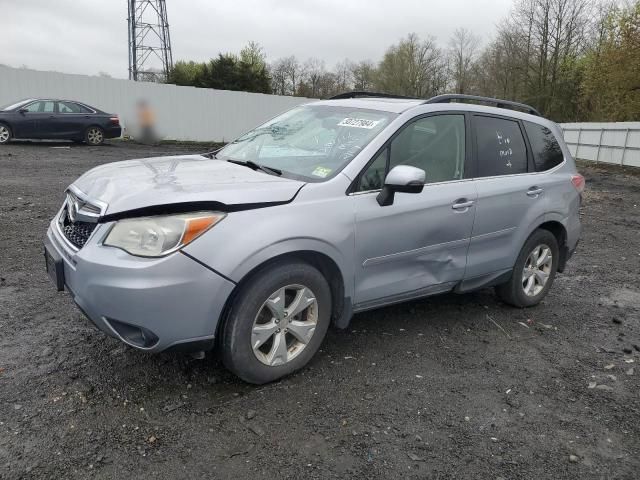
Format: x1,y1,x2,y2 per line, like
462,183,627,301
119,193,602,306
1,141,639,479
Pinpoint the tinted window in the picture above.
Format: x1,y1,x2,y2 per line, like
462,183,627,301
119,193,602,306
474,116,527,177
524,121,563,171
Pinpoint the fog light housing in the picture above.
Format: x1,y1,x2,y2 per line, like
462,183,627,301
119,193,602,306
105,318,159,349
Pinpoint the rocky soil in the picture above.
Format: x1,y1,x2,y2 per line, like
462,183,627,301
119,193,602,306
0,142,639,479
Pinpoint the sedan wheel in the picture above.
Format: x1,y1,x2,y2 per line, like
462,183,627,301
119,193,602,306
251,284,318,366
522,244,553,297
0,125,11,144
86,127,104,145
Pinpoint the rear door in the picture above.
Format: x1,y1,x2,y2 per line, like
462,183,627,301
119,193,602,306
54,101,92,139
465,114,547,278
352,113,477,307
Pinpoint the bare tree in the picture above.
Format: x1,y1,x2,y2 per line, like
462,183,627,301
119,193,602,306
269,58,289,95
447,28,480,94
376,33,447,97
350,60,377,91
334,59,354,93
304,58,326,97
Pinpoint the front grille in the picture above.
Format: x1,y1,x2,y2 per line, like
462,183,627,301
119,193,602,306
62,219,97,249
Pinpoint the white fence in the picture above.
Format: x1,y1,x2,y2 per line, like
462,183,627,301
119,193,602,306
0,65,312,142
2,65,639,156
561,122,640,168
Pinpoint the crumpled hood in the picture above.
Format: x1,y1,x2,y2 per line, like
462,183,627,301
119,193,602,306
72,155,305,215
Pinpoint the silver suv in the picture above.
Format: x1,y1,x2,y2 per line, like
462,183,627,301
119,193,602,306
44,93,584,384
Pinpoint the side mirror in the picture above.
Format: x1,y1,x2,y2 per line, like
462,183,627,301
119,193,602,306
18,108,28,114
377,165,425,206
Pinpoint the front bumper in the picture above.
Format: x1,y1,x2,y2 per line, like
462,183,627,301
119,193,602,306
46,219,235,353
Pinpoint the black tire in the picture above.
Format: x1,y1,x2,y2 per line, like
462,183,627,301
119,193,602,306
221,261,332,384
495,228,559,308
0,123,12,145
85,126,105,145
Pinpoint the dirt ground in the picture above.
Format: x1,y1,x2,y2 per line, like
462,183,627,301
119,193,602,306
0,141,638,479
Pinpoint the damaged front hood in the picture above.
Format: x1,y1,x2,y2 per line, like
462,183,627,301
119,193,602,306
72,154,305,216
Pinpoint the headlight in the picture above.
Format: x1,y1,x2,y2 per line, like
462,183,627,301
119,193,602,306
103,211,225,257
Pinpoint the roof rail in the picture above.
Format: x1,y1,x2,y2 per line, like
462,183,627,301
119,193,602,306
425,94,541,116
329,91,421,101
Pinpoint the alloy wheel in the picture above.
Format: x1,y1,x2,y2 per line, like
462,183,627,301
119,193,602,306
522,243,552,297
87,127,103,145
251,284,318,366
0,125,10,143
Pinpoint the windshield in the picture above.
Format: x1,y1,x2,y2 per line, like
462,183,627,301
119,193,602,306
0,99,34,111
217,105,396,181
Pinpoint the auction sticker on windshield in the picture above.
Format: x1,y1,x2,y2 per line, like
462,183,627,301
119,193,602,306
338,118,381,129
312,166,332,178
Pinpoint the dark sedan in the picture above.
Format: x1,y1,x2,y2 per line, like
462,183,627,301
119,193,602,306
0,99,121,145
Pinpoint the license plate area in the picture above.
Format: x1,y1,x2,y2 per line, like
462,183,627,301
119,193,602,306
44,242,65,291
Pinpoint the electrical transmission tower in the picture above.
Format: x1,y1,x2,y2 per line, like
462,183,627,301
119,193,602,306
127,0,173,82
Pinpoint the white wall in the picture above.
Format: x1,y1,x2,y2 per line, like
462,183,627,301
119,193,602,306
0,65,313,142
560,122,640,168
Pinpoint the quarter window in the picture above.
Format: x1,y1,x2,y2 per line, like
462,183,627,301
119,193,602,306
524,121,564,171
474,116,527,176
357,114,466,191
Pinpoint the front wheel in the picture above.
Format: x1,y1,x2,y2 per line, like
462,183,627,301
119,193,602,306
0,124,12,144
221,261,332,384
495,229,559,307
85,126,105,145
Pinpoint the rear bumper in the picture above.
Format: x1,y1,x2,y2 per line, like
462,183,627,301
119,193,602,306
46,220,235,353
104,126,122,139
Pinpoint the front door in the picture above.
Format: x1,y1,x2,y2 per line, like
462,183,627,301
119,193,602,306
15,100,56,139
352,114,476,307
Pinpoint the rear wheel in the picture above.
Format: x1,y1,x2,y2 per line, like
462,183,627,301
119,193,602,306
495,229,559,307
221,261,332,384
85,126,104,145
0,123,11,144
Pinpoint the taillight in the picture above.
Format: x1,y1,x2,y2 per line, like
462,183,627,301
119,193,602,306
571,174,585,193
109,116,120,126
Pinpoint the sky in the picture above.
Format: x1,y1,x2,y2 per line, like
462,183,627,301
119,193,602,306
2,0,514,79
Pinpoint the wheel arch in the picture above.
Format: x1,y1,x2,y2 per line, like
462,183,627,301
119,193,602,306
216,249,350,342
0,120,12,138
537,220,569,272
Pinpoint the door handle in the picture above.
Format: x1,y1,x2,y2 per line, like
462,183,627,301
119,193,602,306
452,199,474,210
527,187,543,197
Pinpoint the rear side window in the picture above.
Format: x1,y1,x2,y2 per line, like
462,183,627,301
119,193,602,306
524,121,564,171
474,116,527,177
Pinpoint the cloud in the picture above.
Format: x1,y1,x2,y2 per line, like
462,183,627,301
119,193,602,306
1,0,512,78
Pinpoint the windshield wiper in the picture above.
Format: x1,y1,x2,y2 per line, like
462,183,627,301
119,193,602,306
226,159,282,176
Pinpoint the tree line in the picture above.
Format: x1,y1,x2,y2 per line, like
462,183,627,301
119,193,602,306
167,0,640,122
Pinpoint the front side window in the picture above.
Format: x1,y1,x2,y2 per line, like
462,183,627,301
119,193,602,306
24,101,55,113
217,105,396,181
357,114,466,191
524,121,564,171
474,116,527,177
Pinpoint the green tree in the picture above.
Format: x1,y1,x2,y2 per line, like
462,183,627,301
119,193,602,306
580,2,640,121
